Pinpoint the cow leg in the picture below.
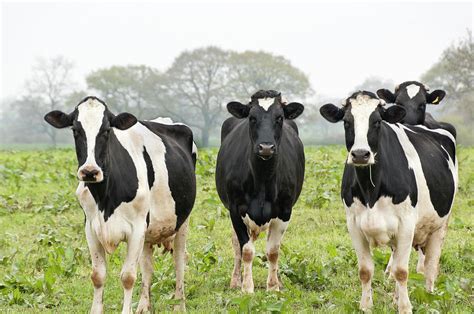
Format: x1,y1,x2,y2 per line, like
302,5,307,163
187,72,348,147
85,222,107,314
173,218,189,311
423,222,448,292
347,219,373,311
385,248,394,278
230,229,242,288
137,242,154,314
391,226,414,314
266,219,288,291
121,225,146,314
230,211,253,293
416,248,425,274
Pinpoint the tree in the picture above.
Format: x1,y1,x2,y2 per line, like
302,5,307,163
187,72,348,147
228,50,313,101
86,65,163,118
421,30,473,143
159,47,313,146
23,56,76,146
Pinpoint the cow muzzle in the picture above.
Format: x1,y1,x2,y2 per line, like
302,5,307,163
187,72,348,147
348,149,374,166
78,165,104,182
257,143,276,160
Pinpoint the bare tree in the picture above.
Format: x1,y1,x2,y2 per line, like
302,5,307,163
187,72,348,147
25,56,76,146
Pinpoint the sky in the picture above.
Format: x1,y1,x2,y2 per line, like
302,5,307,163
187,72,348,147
1,1,472,101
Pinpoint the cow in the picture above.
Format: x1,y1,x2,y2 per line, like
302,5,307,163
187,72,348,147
319,91,457,313
44,96,196,314
376,81,456,137
215,90,305,293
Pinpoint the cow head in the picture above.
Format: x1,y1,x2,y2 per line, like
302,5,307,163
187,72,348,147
44,96,137,182
377,81,446,125
227,90,304,160
320,91,406,166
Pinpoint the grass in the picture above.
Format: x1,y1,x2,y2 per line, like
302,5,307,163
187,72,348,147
0,146,472,313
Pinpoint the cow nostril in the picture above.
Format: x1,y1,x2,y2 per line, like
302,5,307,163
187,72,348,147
364,152,370,158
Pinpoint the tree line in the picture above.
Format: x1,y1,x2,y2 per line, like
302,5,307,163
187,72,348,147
1,31,472,147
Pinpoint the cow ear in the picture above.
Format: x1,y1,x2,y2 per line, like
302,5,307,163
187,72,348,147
283,102,304,120
380,105,406,123
111,113,137,130
376,89,396,103
319,104,344,123
227,101,249,119
427,89,446,105
44,110,73,128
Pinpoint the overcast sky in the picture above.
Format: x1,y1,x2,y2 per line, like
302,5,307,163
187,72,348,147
1,1,472,101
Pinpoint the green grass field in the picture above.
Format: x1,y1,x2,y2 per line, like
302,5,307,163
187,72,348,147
0,147,472,313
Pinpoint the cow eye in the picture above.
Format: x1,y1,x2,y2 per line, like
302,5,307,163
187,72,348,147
249,116,257,124
344,121,350,129
275,116,283,124
72,129,79,137
374,120,381,127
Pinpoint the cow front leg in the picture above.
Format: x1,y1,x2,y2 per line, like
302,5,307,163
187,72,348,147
423,221,448,292
392,225,415,314
173,218,189,311
347,217,373,311
121,224,146,314
137,242,154,314
266,218,288,291
230,211,253,293
85,222,107,314
230,229,242,288
416,247,425,274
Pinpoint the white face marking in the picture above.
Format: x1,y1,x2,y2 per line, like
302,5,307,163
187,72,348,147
77,99,106,177
257,98,275,111
406,84,420,99
348,94,379,164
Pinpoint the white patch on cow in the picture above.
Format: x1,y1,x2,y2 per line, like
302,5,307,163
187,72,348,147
151,117,174,124
348,94,379,164
411,124,456,145
441,145,458,207
406,84,420,99
77,99,106,180
257,98,275,111
387,124,451,245
242,214,270,237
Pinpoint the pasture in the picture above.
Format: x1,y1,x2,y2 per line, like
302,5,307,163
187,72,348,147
0,146,472,313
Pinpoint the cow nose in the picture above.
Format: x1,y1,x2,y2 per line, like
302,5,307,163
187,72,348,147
351,149,371,164
80,168,99,181
258,143,275,157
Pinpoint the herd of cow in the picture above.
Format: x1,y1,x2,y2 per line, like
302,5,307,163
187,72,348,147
44,80,457,314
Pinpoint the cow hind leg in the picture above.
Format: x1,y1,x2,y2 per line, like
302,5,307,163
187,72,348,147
416,248,425,274
173,218,189,311
423,222,448,292
85,223,107,314
230,229,242,288
137,243,154,314
266,219,288,291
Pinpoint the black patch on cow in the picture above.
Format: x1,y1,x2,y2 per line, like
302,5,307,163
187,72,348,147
146,212,150,227
140,121,196,231
85,131,139,221
403,127,455,217
143,146,155,189
342,123,418,209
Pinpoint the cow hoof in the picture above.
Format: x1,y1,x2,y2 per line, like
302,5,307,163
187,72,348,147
241,284,254,294
266,284,280,292
136,300,151,313
230,278,241,289
173,302,186,312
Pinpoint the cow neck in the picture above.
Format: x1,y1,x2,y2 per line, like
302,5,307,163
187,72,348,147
85,131,138,220
249,152,278,202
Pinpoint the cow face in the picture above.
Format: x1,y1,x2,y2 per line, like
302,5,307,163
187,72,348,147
377,81,446,125
227,91,304,160
320,91,406,166
44,96,137,182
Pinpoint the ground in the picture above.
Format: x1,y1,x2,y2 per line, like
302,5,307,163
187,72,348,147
0,146,472,313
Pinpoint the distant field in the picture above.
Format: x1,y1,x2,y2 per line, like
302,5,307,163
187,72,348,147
0,147,472,312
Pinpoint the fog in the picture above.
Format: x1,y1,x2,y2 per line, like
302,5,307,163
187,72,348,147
1,1,472,147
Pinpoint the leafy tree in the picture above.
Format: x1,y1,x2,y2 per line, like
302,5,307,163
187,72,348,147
421,30,473,143
86,65,162,117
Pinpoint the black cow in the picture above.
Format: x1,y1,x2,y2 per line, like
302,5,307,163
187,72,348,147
377,81,456,137
215,90,305,293
44,96,196,313
320,91,457,313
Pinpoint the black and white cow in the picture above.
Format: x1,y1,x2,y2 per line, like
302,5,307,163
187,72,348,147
320,92,457,313
44,96,196,314
377,81,456,137
215,90,305,293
